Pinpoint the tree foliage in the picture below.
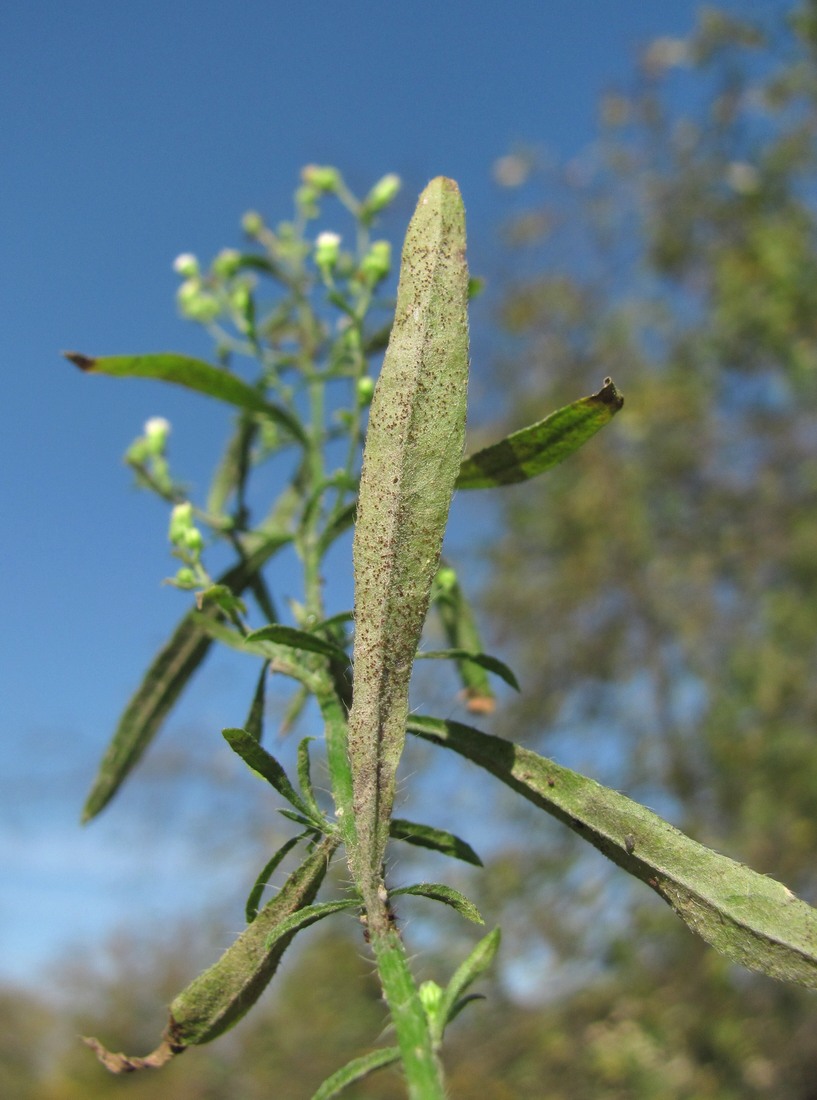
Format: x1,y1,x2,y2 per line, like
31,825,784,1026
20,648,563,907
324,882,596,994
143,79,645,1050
480,0,817,1091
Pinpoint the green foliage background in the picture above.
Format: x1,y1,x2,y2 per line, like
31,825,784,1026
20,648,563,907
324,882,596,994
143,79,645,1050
9,3,817,1096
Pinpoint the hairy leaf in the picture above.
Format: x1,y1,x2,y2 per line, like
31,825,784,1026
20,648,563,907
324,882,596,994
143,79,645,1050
310,1046,401,1100
246,623,349,664
390,818,483,867
456,377,623,488
434,928,500,1043
223,727,320,824
66,352,307,443
346,177,470,917
409,715,817,989
391,882,483,925
416,649,520,691
84,836,338,1071
81,532,290,821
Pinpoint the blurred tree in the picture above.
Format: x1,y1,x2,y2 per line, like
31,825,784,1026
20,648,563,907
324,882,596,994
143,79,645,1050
477,0,817,1093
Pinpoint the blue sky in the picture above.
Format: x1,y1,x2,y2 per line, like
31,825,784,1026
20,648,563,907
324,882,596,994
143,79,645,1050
2,1,781,988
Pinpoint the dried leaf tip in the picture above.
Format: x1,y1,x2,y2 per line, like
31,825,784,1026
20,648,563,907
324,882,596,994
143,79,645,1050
64,351,97,371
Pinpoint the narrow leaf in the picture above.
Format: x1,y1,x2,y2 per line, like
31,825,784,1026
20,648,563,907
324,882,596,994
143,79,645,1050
278,809,317,829
433,568,495,713
409,715,817,990
317,500,358,555
84,836,338,1071
347,177,470,916
446,994,485,1027
390,818,483,867
263,897,361,948
66,352,307,443
434,928,500,1043
456,377,623,489
206,412,257,518
416,649,520,692
246,624,349,664
244,662,268,743
81,532,290,821
311,1047,401,1100
246,836,301,922
223,727,318,823
280,684,310,735
297,737,325,822
391,883,483,925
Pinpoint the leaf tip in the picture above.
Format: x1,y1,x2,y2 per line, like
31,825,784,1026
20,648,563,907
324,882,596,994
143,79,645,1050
64,351,97,371
597,376,624,411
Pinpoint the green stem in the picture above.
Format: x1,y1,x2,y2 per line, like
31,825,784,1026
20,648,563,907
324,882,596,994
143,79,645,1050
301,370,326,621
371,924,446,1099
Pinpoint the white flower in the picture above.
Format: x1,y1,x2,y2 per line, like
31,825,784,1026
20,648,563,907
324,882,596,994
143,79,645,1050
173,253,199,277
316,231,341,249
144,416,171,439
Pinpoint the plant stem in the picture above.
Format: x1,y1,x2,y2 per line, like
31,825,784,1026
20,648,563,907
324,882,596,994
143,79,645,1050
370,923,447,1100
301,369,326,621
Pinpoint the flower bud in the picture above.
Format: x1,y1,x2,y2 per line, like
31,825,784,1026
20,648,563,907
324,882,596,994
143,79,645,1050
356,376,375,406
183,526,205,552
315,231,341,272
143,416,171,453
173,253,199,278
360,240,391,283
364,173,401,213
169,501,194,544
241,210,264,237
295,185,319,218
418,980,443,1020
301,164,341,192
176,280,221,323
435,566,458,593
212,248,242,278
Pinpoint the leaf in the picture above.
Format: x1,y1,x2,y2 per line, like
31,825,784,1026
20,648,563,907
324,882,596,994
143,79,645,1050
245,624,349,664
313,610,355,635
347,177,470,912
456,377,623,489
433,928,500,1043
278,809,318,829
206,412,257,518
391,883,483,925
222,727,320,824
84,836,338,1071
433,567,495,713
245,836,301,922
317,500,358,555
445,994,485,1026
297,737,325,822
65,351,307,444
408,715,817,990
416,649,520,692
390,818,483,867
280,684,310,735
310,1047,401,1100
81,531,291,821
264,898,361,948
243,662,269,743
